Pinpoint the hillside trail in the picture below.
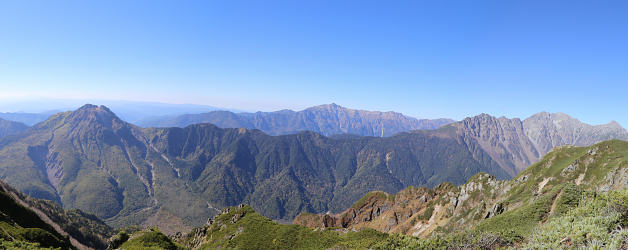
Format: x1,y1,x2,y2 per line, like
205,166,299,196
545,190,563,223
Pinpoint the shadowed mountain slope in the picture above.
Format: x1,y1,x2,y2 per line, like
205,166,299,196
0,179,114,249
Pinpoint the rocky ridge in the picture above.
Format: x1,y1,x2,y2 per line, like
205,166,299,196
295,140,628,237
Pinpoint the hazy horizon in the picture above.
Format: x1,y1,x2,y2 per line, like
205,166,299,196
1,1,627,126
0,97,625,128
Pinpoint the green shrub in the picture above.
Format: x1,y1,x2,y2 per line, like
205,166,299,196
417,206,435,221
120,229,184,250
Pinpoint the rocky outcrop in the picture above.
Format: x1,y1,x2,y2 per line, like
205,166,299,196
294,182,462,236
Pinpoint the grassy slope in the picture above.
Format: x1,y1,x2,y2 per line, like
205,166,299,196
119,229,185,250
175,205,388,250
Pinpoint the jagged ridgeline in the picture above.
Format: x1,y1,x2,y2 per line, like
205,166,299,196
0,180,114,249
138,103,455,137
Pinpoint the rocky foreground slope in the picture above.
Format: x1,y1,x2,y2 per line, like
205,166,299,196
295,140,628,240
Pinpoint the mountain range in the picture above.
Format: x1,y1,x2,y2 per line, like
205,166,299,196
0,112,54,127
0,98,232,125
138,103,456,137
0,104,626,236
2,140,626,249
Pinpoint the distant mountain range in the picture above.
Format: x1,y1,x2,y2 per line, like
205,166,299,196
138,103,456,137
0,112,56,126
0,104,625,235
0,118,28,138
0,98,231,124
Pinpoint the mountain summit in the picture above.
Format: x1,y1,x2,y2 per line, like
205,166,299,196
523,112,628,155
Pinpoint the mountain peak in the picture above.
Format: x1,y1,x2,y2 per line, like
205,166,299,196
64,104,124,129
310,103,345,110
76,104,114,113
602,120,625,129
465,113,497,121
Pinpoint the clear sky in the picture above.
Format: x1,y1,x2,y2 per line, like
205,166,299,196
1,1,627,126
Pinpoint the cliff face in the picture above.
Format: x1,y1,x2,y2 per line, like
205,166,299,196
452,114,540,176
444,112,628,177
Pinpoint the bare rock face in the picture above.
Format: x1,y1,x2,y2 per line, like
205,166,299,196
450,112,628,177
453,114,540,176
523,112,628,156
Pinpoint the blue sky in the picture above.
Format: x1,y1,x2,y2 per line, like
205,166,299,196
1,0,627,126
